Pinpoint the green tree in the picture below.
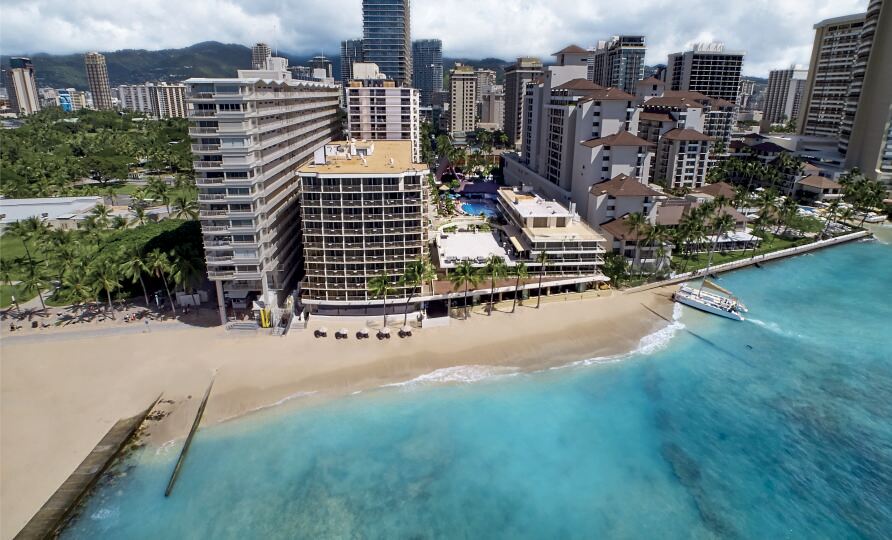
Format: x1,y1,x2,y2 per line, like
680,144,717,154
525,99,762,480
368,272,396,331
484,255,508,315
147,177,171,215
510,262,529,313
131,205,149,226
21,260,48,311
90,203,112,229
399,259,435,327
171,192,199,220
601,252,629,288
90,259,121,319
119,245,151,306
448,260,479,319
0,259,20,311
146,248,177,316
626,212,648,276
534,251,549,308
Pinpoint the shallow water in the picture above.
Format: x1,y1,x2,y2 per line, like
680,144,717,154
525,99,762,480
63,240,892,539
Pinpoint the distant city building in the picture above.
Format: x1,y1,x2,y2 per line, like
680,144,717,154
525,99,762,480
449,64,477,134
798,12,866,138
4,57,41,115
479,85,505,131
666,43,745,105
504,57,543,147
309,55,333,79
340,38,365,88
185,59,341,324
251,43,271,70
287,65,317,81
737,78,755,110
760,67,808,130
587,35,646,94
362,0,412,85
297,140,429,312
57,88,89,111
84,52,113,110
411,39,442,107
475,69,496,96
117,82,187,118
346,75,421,162
844,0,891,184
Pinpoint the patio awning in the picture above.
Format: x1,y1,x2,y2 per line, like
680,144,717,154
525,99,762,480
508,235,524,253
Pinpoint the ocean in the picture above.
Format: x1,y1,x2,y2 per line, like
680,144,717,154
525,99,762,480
63,234,892,539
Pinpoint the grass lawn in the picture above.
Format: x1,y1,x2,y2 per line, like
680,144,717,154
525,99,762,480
672,235,812,273
0,283,32,308
0,233,44,280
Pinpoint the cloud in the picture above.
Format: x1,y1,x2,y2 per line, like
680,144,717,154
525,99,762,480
0,0,868,76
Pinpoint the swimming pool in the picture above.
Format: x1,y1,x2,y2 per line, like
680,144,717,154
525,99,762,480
461,202,499,218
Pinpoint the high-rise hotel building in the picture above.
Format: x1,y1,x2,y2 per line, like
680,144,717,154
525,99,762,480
3,57,40,115
346,78,421,162
449,64,477,134
666,43,744,106
760,66,808,130
297,140,429,313
588,35,646,94
185,59,340,323
411,39,443,107
362,0,412,85
84,52,114,110
504,57,543,147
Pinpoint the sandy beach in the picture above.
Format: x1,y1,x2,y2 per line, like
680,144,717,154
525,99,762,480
0,287,674,538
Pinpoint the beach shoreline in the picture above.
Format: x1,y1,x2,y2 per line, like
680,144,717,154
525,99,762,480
0,286,675,539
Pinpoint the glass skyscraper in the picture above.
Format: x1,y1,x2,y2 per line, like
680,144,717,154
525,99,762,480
412,39,442,107
362,0,412,85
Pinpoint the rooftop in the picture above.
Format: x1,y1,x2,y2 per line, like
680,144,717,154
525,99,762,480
497,188,573,219
0,196,101,225
662,128,712,141
553,45,588,54
797,174,842,190
691,181,737,199
581,130,653,148
578,87,636,101
554,78,604,91
590,175,663,198
298,140,427,175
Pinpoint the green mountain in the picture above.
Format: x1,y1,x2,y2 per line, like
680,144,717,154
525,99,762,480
2,41,252,88
2,41,513,90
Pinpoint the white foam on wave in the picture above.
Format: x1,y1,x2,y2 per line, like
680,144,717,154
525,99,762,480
554,302,686,370
748,317,803,339
382,365,521,388
247,390,318,414
90,507,118,521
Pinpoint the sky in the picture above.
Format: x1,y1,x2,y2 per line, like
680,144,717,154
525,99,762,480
0,0,867,76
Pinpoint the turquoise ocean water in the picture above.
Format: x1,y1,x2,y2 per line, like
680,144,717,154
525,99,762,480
64,235,892,539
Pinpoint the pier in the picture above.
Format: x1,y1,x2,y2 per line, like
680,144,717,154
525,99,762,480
165,377,215,497
14,396,161,540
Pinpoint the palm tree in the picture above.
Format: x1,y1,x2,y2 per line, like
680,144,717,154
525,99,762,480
170,246,203,294
703,213,736,277
6,216,44,264
131,205,149,226
172,192,199,220
147,177,171,215
63,273,93,319
645,224,670,274
368,272,396,330
625,212,647,276
448,260,479,319
110,215,129,229
0,259,20,312
146,249,177,316
91,259,121,319
510,262,529,313
21,260,47,311
534,251,549,308
601,253,629,288
778,198,799,236
119,245,150,306
399,259,435,327
820,198,841,239
90,204,111,229
484,255,508,315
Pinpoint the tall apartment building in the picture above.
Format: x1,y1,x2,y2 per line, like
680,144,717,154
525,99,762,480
310,55,333,79
411,39,443,107
251,43,272,70
185,59,341,324
760,67,808,130
845,0,891,184
475,69,497,96
479,86,505,130
297,140,429,313
587,35,646,94
84,52,113,110
56,88,88,111
666,43,745,105
504,57,543,147
346,78,421,162
840,0,886,156
3,57,40,115
449,65,477,134
507,49,653,222
118,82,187,118
362,0,412,85
797,13,865,137
340,38,365,87
737,78,755,110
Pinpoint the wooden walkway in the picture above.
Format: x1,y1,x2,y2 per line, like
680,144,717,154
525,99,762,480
14,396,161,540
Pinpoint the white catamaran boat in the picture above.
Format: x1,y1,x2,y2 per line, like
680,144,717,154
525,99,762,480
673,280,748,321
